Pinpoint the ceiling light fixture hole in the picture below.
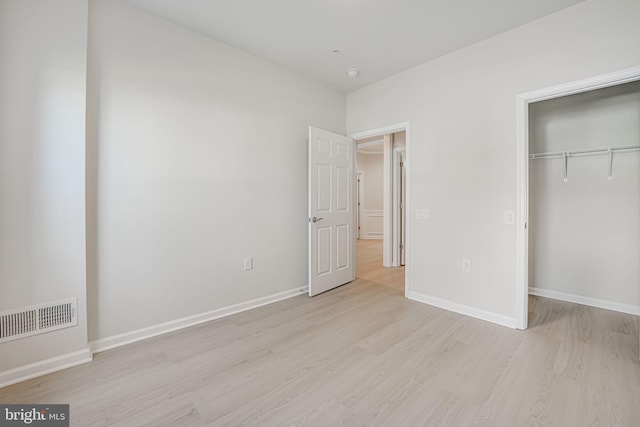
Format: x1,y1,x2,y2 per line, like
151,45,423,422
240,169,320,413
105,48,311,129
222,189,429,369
346,68,359,78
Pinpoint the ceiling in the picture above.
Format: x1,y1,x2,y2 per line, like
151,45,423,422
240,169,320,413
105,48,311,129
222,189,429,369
119,0,585,92
357,138,384,154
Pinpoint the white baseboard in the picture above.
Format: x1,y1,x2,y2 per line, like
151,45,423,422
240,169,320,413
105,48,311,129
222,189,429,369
90,287,306,354
529,287,640,316
0,348,92,389
407,291,517,329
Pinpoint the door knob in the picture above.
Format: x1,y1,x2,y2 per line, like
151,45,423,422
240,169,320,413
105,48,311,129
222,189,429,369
312,217,324,223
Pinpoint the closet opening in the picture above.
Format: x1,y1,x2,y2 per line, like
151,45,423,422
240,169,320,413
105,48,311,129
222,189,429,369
516,67,640,335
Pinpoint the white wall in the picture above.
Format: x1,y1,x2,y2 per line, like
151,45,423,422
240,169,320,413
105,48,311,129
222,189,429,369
347,0,640,323
358,153,384,211
0,0,89,371
529,81,640,308
357,152,384,239
87,0,346,341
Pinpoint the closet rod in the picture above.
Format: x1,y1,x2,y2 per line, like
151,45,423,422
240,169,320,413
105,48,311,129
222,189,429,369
529,144,640,160
529,144,640,181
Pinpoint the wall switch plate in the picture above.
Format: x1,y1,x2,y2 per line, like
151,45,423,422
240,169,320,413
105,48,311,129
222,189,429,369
243,257,253,271
504,210,515,225
416,209,430,220
462,259,471,273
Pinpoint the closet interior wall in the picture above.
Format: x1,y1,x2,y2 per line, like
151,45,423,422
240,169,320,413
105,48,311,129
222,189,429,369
528,80,640,312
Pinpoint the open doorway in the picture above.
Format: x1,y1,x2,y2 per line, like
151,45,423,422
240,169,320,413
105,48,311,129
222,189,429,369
356,137,384,241
352,123,410,294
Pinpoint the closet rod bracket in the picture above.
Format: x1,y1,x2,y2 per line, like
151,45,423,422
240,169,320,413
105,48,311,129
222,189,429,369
528,144,640,182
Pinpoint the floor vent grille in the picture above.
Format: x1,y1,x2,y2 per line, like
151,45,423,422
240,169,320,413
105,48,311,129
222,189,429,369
0,298,77,343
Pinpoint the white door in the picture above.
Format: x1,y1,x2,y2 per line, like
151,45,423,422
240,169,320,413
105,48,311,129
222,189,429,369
308,127,355,296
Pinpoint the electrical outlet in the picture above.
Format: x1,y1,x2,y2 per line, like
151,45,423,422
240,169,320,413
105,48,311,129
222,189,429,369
243,257,253,271
462,259,471,273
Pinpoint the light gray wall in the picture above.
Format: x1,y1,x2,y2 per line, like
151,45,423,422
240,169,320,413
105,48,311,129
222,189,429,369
0,0,89,371
529,81,640,307
86,0,346,341
347,0,640,321
357,153,384,211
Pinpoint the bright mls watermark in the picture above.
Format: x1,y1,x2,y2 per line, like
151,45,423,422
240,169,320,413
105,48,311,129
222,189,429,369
0,405,69,426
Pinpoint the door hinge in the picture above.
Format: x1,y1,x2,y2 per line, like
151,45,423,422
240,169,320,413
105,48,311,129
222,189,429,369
400,161,404,168
400,243,404,250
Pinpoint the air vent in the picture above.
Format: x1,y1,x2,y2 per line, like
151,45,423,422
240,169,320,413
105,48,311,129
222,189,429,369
0,298,77,343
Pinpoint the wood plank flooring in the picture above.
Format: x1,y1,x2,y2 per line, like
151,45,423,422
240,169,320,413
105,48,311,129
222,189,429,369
356,239,405,292
1,241,638,426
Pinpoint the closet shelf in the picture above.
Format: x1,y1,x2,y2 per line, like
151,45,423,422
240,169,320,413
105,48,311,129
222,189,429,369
528,144,640,182
528,144,640,160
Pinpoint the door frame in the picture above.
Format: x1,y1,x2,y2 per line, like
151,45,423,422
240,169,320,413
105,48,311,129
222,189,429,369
357,170,364,239
515,66,640,330
351,121,411,296
393,147,406,267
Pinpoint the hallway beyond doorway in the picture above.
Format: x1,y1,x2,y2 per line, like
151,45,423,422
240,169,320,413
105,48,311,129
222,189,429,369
357,240,405,292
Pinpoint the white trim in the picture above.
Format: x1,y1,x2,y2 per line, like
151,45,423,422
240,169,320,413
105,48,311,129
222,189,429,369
529,287,640,316
516,66,640,331
404,125,411,298
361,210,383,239
407,291,517,329
515,92,529,330
518,67,640,104
356,170,364,239
357,150,384,155
90,287,305,354
0,348,92,389
382,134,393,267
392,147,406,266
351,122,411,141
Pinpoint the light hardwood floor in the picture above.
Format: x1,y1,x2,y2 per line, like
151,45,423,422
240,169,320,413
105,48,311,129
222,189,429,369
356,239,405,292
1,242,638,426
